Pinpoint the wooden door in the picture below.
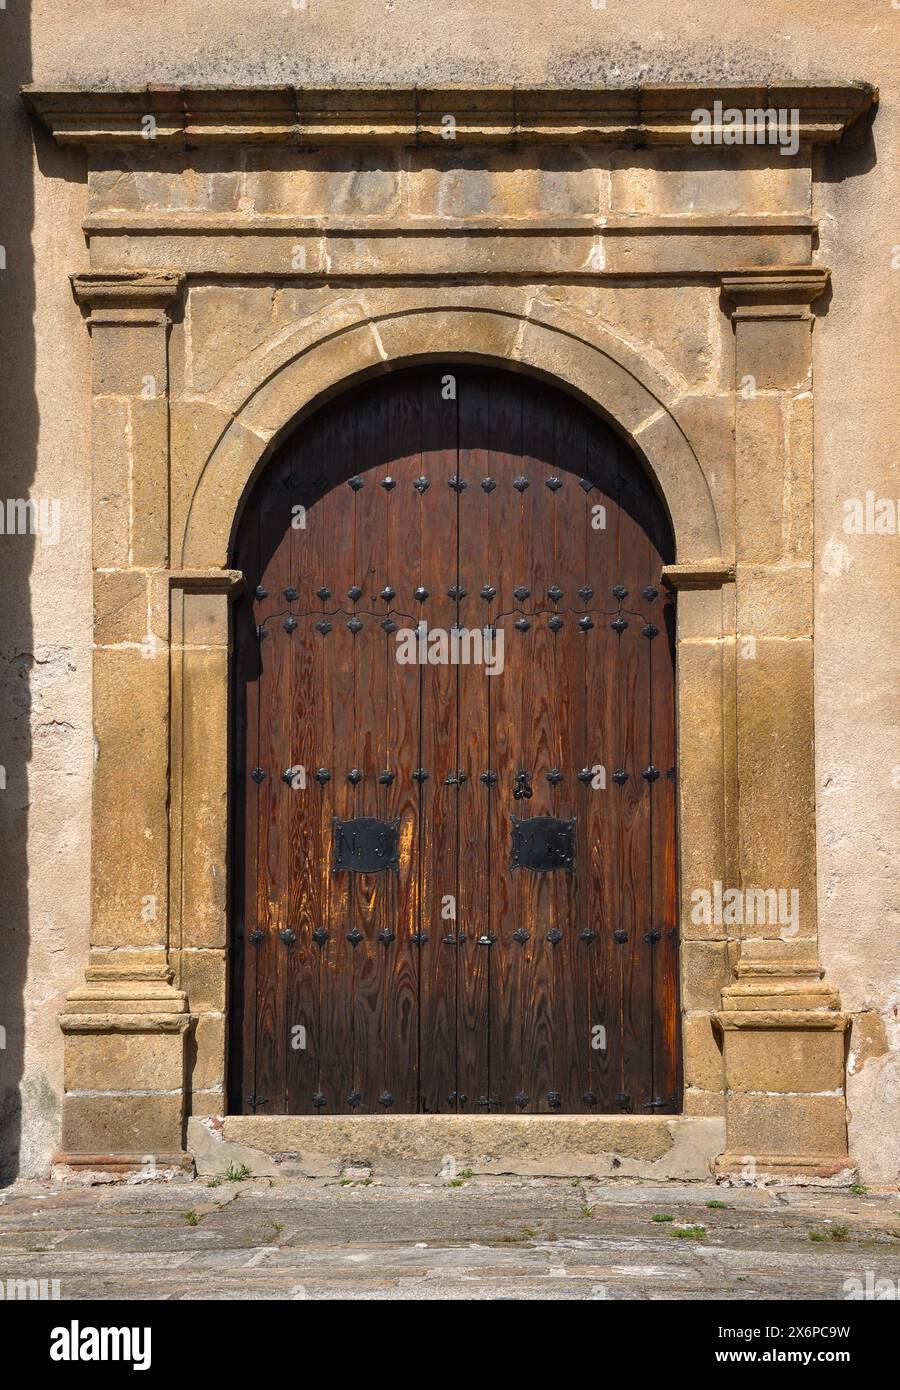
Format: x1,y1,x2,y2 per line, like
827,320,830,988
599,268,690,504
230,365,679,1116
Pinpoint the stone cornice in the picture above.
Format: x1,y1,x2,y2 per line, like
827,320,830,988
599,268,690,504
22,82,876,148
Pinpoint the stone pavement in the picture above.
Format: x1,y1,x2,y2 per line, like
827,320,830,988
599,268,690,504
1,1177,898,1301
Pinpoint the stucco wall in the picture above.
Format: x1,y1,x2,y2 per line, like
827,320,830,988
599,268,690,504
1,0,896,1181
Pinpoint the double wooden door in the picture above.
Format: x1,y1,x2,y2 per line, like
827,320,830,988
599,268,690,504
231,365,679,1115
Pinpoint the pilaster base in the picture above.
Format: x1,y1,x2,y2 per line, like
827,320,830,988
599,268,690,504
714,961,852,1181
56,963,192,1169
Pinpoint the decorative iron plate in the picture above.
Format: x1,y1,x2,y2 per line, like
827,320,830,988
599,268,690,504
332,816,400,874
509,815,576,874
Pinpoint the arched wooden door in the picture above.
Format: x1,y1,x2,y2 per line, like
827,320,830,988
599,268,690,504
230,365,679,1116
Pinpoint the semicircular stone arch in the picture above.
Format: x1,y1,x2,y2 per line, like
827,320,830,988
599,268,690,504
180,297,721,570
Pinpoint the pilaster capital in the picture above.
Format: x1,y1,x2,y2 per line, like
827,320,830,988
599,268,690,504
71,269,185,326
661,559,735,591
721,266,830,321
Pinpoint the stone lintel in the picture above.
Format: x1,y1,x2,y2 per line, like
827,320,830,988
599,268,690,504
23,82,876,148
661,559,735,591
721,267,830,319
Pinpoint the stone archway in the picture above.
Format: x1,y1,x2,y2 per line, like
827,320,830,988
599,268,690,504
46,78,859,1178
179,295,722,570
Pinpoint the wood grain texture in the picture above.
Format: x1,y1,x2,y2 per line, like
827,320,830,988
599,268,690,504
230,365,680,1115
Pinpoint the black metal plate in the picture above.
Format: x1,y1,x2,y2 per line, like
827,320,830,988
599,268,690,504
509,815,576,874
332,816,400,874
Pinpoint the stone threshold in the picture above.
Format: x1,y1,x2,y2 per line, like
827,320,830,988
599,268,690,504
207,1113,726,1181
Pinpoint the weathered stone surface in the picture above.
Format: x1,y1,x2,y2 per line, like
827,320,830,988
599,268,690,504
62,1094,185,1156
129,396,169,565
176,949,227,1014
724,1025,845,1093
609,148,810,217
91,323,167,397
682,940,737,1012
682,1013,726,1091
93,569,148,645
91,648,168,948
723,1094,848,1160
734,637,817,905
406,147,603,219
88,150,244,213
736,564,813,639
735,316,813,391
734,395,788,564
187,285,276,394
4,1175,900,1302
188,1015,225,1095
221,1114,725,1180
64,1029,184,1092
90,396,131,568
244,149,402,217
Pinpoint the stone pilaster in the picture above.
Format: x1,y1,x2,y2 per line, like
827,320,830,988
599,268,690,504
56,271,190,1174
714,269,851,1180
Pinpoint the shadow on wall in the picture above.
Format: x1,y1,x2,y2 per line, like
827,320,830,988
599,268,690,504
0,0,34,1182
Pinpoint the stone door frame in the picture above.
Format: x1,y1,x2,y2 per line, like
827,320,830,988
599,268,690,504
23,82,875,1178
